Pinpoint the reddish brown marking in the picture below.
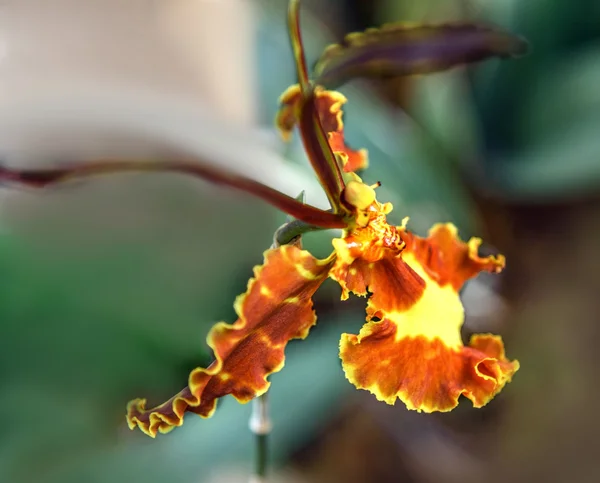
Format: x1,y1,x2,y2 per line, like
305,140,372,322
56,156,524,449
334,256,425,317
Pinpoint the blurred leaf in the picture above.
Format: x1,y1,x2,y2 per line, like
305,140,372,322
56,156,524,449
378,0,600,202
313,23,527,90
518,43,600,146
485,118,600,200
408,69,484,171
0,178,274,481
469,0,600,154
379,0,470,24
474,39,600,198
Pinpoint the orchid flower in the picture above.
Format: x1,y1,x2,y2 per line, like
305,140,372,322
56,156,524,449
0,0,527,437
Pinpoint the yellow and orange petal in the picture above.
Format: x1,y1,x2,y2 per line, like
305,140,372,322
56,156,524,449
333,219,518,412
341,329,519,411
127,245,334,437
400,223,505,291
275,84,369,172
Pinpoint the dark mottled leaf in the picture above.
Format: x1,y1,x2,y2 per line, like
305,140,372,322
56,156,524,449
314,23,529,89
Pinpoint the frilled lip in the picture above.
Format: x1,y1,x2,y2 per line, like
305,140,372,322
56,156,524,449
341,330,519,412
127,245,334,437
331,222,517,412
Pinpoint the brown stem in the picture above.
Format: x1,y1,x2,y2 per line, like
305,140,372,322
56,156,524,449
0,159,348,228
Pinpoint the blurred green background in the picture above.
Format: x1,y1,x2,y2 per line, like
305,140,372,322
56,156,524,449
1,0,599,482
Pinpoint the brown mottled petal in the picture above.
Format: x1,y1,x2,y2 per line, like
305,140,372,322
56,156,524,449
314,22,529,89
275,85,369,173
127,245,334,437
275,85,302,142
401,223,505,291
340,328,519,412
286,1,347,212
329,257,370,301
0,160,347,228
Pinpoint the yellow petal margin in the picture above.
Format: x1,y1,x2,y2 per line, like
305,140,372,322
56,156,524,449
275,84,369,173
335,222,519,412
127,245,333,437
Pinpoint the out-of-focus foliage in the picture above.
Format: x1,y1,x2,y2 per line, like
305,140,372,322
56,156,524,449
382,0,600,200
472,0,600,199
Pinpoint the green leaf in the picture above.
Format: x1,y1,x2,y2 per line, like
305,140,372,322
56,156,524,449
482,43,600,200
485,118,600,201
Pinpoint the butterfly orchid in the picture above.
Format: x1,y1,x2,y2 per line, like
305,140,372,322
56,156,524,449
0,0,526,437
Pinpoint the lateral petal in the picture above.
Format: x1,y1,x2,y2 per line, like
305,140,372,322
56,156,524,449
127,245,333,437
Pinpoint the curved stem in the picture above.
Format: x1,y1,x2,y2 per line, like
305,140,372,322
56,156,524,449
288,0,310,92
287,0,347,214
0,160,348,229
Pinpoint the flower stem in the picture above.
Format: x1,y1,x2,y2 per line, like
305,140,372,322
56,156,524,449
249,393,272,482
